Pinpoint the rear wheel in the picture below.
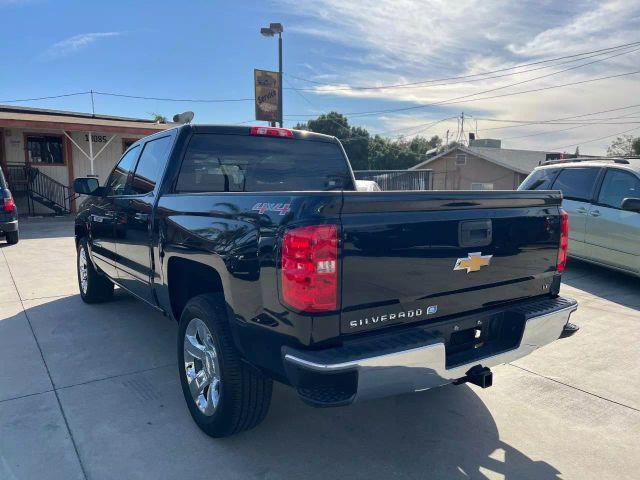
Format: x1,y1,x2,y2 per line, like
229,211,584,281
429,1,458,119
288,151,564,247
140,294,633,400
5,231,18,245
178,294,272,437
77,238,113,303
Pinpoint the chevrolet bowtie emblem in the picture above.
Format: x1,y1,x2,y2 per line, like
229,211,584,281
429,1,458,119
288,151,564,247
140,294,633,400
454,252,493,273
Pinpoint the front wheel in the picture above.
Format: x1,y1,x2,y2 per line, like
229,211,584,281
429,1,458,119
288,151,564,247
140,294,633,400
77,238,113,303
178,294,273,437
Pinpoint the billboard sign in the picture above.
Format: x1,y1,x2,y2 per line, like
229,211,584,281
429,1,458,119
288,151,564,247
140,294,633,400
254,69,280,123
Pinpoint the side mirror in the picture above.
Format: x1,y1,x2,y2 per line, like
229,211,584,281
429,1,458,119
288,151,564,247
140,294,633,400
621,197,640,213
73,177,100,196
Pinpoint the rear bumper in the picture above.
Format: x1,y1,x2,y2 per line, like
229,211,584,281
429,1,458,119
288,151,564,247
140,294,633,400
0,220,18,233
283,296,577,406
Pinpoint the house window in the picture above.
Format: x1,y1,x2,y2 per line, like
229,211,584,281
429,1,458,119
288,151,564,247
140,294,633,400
471,182,494,190
26,135,64,164
455,154,467,166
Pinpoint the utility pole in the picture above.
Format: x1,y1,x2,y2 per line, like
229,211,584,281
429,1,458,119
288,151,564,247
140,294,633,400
90,90,95,117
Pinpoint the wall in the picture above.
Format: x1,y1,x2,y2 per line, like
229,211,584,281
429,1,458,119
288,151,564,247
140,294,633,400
2,127,142,215
418,150,526,190
71,132,141,185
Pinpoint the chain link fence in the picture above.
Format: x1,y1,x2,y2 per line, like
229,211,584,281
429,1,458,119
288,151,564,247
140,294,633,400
353,170,433,191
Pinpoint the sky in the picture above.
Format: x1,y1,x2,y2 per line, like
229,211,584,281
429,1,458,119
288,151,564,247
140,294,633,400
1,0,639,155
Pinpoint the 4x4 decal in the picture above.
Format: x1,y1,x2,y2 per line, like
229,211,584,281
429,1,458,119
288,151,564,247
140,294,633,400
252,202,291,216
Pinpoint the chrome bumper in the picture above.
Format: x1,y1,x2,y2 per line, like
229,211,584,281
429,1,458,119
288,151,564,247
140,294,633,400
284,298,577,402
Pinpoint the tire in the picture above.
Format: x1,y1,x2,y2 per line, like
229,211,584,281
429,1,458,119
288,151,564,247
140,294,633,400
178,294,273,437
77,238,114,303
5,230,18,245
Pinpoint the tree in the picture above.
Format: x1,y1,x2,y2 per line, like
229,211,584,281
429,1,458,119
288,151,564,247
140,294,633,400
150,112,167,123
295,111,442,170
295,112,370,169
606,134,639,157
574,146,580,156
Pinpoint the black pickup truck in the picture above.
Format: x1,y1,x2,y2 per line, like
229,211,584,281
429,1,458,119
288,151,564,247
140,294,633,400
74,125,578,437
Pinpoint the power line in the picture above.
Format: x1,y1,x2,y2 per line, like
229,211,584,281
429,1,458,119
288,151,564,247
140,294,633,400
286,40,640,91
285,69,640,119
339,47,640,118
551,125,640,150
478,103,640,132
0,91,91,103
93,91,253,103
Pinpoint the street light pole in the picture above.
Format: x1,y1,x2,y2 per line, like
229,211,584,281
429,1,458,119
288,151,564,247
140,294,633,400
261,22,284,127
278,30,283,128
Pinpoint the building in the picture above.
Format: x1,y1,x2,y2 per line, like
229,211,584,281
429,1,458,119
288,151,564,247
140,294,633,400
0,105,172,215
410,140,558,190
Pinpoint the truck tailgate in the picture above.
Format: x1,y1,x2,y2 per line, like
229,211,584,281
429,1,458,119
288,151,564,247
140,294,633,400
339,191,563,333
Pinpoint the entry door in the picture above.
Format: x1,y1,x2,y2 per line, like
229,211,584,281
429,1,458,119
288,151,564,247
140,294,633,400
585,169,640,272
550,167,601,259
114,134,173,303
90,145,140,278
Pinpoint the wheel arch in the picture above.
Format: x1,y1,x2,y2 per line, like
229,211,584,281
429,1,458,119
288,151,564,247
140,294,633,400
167,256,226,322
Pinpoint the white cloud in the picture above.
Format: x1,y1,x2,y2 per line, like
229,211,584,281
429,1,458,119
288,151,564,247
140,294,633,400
278,0,640,154
41,32,122,60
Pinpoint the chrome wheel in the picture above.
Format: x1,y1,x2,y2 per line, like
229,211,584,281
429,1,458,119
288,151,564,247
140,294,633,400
183,318,221,416
79,247,89,294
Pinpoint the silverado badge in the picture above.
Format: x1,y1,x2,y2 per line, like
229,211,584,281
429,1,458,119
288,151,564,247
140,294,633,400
454,252,493,273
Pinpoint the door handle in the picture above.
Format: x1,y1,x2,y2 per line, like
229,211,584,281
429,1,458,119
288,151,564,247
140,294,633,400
576,207,588,214
134,213,150,221
589,210,601,217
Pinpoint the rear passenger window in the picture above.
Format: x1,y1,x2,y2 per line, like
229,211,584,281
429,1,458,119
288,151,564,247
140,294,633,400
551,168,599,202
597,169,640,209
519,168,559,190
175,134,353,193
130,136,173,195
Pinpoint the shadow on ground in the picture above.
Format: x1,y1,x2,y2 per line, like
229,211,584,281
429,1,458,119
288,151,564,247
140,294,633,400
562,258,640,311
1,293,563,480
14,216,75,240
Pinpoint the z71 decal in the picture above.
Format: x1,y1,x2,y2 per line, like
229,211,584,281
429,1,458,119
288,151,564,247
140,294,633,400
252,202,291,216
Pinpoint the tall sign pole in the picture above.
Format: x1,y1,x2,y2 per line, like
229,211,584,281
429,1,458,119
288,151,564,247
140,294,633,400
278,31,283,127
259,23,284,127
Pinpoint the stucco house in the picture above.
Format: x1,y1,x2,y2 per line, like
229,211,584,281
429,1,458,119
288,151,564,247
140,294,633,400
410,141,558,190
0,105,172,215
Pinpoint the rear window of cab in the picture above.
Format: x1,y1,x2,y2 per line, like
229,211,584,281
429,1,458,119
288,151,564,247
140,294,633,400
175,134,355,193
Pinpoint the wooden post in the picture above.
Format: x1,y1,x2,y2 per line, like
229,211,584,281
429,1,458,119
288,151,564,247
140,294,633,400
64,132,77,213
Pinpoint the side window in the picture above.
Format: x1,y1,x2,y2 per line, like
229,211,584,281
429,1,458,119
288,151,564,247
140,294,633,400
104,146,140,196
551,168,599,202
597,169,640,209
519,168,559,190
129,136,173,195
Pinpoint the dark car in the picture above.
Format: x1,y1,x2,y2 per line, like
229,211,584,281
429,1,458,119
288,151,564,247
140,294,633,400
0,167,18,245
73,124,578,437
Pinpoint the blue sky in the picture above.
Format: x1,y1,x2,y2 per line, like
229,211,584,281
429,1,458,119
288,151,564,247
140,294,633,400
1,0,639,154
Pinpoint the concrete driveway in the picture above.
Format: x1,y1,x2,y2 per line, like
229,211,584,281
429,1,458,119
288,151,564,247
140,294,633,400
1,218,638,480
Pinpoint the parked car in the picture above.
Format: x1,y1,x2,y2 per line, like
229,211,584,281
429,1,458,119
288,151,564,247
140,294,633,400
519,158,640,277
0,167,19,245
73,124,578,437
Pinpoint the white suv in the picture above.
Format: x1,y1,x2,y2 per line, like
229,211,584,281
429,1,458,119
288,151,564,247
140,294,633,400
519,158,640,277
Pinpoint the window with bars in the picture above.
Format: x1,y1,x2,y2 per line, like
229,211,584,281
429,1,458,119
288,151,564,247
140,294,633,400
26,135,64,164
455,154,467,166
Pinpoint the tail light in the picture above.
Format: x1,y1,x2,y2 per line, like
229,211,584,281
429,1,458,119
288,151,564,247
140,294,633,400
557,209,569,272
3,194,15,212
281,224,338,312
250,126,293,138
